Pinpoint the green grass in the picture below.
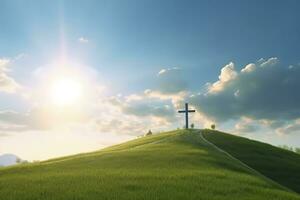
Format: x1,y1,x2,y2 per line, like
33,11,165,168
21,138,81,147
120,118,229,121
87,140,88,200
0,130,299,200
202,129,300,194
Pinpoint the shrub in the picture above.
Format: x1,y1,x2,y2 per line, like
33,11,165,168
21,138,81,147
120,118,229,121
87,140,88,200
191,123,195,129
145,130,152,136
211,124,216,130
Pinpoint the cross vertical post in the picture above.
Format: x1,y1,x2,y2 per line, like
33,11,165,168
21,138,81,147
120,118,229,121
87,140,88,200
178,103,196,129
185,103,189,129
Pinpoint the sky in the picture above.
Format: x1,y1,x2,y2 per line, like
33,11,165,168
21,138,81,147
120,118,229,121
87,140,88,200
1,0,300,161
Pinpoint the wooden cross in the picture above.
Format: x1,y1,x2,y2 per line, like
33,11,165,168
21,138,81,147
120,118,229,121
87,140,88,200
178,103,196,129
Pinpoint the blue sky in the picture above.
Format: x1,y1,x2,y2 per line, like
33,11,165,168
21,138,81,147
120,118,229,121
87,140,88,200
1,0,300,160
3,0,300,92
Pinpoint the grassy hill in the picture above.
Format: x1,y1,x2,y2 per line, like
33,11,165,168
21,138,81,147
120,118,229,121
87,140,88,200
0,130,299,200
202,129,300,194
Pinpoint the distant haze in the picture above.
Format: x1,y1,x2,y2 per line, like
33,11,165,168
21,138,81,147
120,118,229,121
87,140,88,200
0,154,21,166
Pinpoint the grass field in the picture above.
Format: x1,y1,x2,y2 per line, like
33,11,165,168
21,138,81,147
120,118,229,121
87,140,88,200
0,130,299,200
202,129,300,194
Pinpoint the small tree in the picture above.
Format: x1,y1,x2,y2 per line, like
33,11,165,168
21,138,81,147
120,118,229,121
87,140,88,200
16,157,22,164
279,145,293,152
191,123,194,129
145,130,152,136
211,124,216,130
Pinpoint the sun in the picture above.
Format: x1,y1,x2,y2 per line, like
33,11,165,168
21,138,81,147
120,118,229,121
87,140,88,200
50,78,82,106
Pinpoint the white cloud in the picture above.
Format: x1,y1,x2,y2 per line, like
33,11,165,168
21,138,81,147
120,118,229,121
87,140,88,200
156,67,187,94
158,69,167,75
78,37,89,43
0,105,91,132
89,94,179,136
234,118,258,133
276,119,300,135
0,58,20,93
260,57,278,67
208,62,238,93
144,89,187,108
14,53,27,61
241,63,256,73
0,58,10,68
157,67,180,76
106,94,177,122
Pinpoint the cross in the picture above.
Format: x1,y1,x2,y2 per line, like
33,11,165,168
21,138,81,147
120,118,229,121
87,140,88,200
178,103,196,129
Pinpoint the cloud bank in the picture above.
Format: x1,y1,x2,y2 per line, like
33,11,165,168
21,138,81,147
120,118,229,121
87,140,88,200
1,57,300,137
189,58,300,124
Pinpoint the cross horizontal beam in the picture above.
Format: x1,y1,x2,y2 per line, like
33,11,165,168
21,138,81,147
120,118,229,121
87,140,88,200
178,110,195,113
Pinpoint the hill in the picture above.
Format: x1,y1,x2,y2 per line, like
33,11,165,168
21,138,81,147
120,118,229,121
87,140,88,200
0,154,21,167
202,129,300,193
0,130,299,200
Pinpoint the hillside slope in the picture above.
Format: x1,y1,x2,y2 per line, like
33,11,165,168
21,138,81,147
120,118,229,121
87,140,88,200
202,129,300,194
0,130,299,200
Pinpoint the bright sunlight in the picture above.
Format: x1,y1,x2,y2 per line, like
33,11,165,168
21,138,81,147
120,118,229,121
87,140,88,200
50,78,82,106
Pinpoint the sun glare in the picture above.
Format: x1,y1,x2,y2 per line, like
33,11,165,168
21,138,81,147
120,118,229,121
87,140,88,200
50,78,82,106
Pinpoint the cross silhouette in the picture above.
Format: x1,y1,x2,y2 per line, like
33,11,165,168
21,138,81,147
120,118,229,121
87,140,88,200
178,103,196,129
